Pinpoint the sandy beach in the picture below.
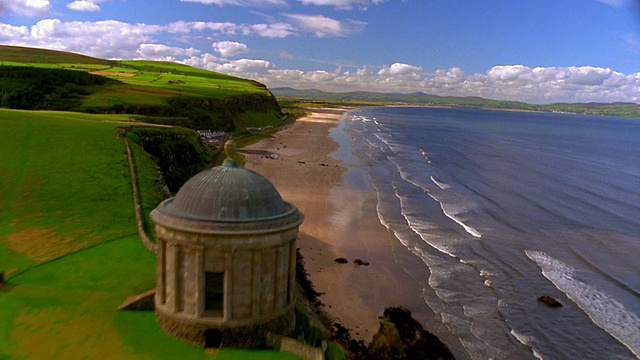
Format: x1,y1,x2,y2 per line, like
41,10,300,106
243,108,440,342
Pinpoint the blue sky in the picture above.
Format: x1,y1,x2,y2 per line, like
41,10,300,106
1,0,639,103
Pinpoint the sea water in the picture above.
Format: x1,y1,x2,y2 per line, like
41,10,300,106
333,107,640,360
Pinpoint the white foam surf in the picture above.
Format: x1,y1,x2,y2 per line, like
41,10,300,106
420,148,433,164
526,250,640,358
389,144,482,239
510,329,545,360
428,193,482,238
431,175,452,190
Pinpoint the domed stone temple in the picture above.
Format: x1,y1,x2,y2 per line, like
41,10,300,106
150,140,303,348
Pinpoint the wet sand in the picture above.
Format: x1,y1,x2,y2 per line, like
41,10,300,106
243,108,438,342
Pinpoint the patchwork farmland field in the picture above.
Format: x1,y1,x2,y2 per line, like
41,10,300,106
0,46,283,132
0,46,267,101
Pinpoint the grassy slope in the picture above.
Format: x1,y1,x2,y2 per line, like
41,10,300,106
0,109,298,359
0,45,270,107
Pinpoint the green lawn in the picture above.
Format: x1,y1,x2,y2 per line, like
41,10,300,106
0,109,300,359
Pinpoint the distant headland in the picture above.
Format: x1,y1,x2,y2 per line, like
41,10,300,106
271,87,640,119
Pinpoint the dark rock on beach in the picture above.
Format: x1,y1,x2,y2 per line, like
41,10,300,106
538,295,563,308
295,251,453,360
353,259,370,266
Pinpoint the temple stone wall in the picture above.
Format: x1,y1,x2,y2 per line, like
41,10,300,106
154,214,300,346
156,309,295,347
150,151,302,348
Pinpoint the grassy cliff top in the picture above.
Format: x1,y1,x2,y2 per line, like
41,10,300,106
0,45,270,103
0,46,283,131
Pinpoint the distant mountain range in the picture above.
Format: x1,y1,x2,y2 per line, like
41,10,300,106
271,87,640,118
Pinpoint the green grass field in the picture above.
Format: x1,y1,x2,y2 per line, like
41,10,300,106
0,46,283,133
0,45,270,107
0,109,299,359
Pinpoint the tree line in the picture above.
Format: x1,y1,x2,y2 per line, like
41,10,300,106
0,66,114,110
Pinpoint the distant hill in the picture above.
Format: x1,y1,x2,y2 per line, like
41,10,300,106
272,87,640,118
273,87,437,103
0,45,282,131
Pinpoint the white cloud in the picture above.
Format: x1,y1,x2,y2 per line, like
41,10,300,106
166,21,239,34
378,62,422,78
0,24,30,41
269,69,305,81
67,0,102,12
597,0,639,8
167,59,640,104
0,0,51,16
251,64,640,104
433,67,465,85
165,20,297,38
137,44,200,61
212,41,248,57
2,19,163,59
558,66,613,85
178,0,386,7
285,14,358,37
0,18,299,61
214,59,274,73
1,18,637,104
179,0,285,6
182,53,222,69
183,55,273,73
308,69,339,81
296,0,385,10
487,64,531,81
250,23,297,38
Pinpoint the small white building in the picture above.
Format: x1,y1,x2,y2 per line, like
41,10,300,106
197,130,226,139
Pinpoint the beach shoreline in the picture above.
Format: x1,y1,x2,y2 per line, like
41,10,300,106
242,107,457,349
242,106,640,360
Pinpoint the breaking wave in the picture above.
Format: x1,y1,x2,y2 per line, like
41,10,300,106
526,250,640,358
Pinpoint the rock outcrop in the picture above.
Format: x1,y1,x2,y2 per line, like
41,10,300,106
537,295,563,308
367,307,455,360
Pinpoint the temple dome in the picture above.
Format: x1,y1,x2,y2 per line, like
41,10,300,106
160,159,287,222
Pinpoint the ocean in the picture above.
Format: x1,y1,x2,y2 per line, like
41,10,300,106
331,107,640,360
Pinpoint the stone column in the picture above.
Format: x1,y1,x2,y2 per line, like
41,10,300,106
223,252,231,321
195,246,204,317
287,240,296,305
172,244,182,313
157,239,166,304
251,249,262,317
274,244,285,309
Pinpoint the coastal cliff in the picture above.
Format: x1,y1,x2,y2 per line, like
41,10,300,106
368,307,454,360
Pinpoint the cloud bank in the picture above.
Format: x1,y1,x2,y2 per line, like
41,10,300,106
0,18,638,104
259,64,640,104
0,0,51,16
